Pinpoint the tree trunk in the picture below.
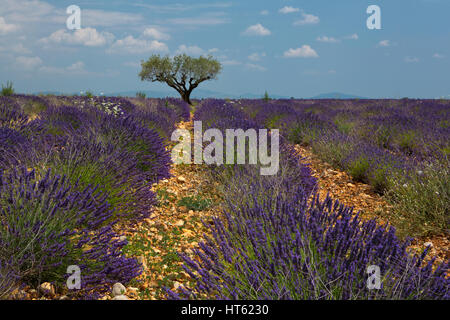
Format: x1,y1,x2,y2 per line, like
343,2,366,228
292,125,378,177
181,91,192,105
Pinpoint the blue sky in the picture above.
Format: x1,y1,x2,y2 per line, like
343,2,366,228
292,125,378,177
0,0,449,98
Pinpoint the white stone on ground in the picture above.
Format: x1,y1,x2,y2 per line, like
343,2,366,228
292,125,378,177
112,283,126,297
424,242,434,248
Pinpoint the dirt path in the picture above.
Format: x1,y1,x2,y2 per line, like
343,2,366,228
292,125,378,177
114,118,222,300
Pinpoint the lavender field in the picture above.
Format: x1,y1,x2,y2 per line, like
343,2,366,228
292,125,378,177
0,94,448,300
3,0,450,311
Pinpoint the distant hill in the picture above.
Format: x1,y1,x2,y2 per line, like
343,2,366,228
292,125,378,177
33,91,66,96
32,90,366,100
105,90,291,100
310,92,367,99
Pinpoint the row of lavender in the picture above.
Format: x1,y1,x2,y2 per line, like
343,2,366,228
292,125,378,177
242,99,448,160
0,94,189,299
169,99,449,300
235,98,449,237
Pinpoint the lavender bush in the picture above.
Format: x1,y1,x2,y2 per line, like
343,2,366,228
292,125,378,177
0,94,178,299
236,98,449,236
86,110,171,183
9,94,49,116
167,99,449,300
37,105,171,184
0,97,28,129
387,158,450,237
26,135,157,222
171,188,449,300
0,168,142,299
0,127,30,169
165,97,191,121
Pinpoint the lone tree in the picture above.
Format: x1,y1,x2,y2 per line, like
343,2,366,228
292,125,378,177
139,54,222,105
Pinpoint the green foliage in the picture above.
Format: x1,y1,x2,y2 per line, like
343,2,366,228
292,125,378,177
442,145,450,156
177,195,212,211
22,100,48,116
348,156,370,182
395,130,418,154
136,91,147,99
156,187,177,207
265,114,283,129
123,226,196,299
263,90,270,102
373,125,394,149
287,122,321,146
439,119,449,129
369,166,390,193
312,138,352,169
139,54,222,104
85,91,94,98
1,81,15,96
387,160,450,238
333,117,355,135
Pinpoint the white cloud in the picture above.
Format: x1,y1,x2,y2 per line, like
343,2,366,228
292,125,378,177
1,1,143,27
66,61,85,72
15,56,42,69
404,56,419,63
40,28,115,47
107,36,168,54
134,3,232,13
293,13,320,26
245,63,266,71
222,60,242,66
378,40,391,47
39,61,88,75
248,52,266,61
260,10,269,16
433,53,445,59
142,27,170,40
167,14,229,26
0,17,19,34
123,61,141,68
284,45,318,58
0,0,55,24
176,44,205,55
216,54,228,60
345,34,359,40
82,10,143,27
242,23,271,36
174,45,218,56
279,6,300,14
317,36,340,43
0,43,31,54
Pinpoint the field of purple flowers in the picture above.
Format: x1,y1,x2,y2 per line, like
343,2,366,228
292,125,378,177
237,98,450,237
0,94,448,300
0,94,189,299
169,98,449,300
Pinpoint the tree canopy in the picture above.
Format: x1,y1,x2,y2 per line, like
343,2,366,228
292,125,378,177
139,54,222,105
